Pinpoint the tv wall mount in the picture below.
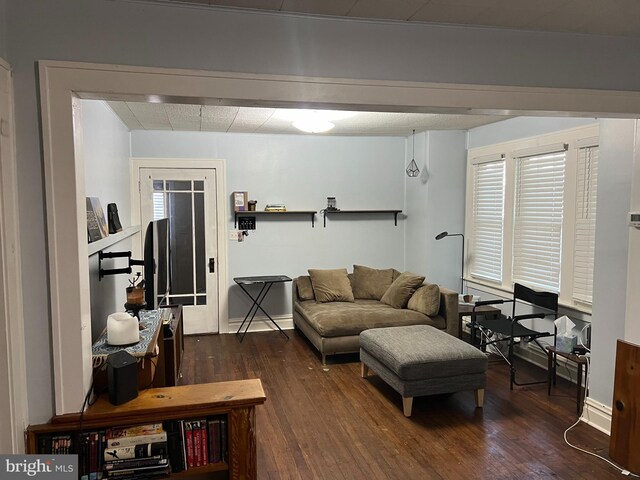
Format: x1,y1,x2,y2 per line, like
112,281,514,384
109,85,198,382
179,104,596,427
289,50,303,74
98,251,144,281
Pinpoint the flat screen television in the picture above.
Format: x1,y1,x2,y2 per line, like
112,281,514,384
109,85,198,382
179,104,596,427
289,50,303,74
143,218,171,309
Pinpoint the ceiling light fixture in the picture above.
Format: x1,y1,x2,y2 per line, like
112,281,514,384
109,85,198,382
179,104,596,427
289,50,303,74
274,108,357,133
406,129,420,177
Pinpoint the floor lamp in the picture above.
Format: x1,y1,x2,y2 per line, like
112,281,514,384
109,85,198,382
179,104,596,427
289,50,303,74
435,231,464,294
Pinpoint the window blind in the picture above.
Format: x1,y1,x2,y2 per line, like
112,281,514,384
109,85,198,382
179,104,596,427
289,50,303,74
512,151,566,292
572,145,599,304
471,159,505,282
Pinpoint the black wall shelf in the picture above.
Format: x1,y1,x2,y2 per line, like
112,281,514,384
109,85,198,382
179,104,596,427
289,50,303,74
322,209,403,227
234,210,317,228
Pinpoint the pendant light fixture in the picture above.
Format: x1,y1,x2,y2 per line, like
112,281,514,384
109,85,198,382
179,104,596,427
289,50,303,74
406,129,420,177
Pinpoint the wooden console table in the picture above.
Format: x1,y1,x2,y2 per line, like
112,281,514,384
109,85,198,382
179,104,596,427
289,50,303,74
26,380,266,480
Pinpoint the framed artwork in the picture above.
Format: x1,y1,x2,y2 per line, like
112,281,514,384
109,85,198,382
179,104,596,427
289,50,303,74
86,197,109,242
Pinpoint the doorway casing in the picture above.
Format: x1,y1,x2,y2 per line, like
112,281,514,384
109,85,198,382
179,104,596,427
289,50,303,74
38,60,640,415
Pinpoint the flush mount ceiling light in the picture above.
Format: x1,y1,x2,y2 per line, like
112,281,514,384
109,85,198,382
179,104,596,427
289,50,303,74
274,109,357,133
406,129,420,177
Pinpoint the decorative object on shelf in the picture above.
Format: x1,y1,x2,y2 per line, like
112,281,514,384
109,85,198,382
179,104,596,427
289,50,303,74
435,231,465,294
232,191,248,212
86,197,109,242
248,200,257,211
406,129,420,178
107,203,123,234
326,196,338,211
125,273,147,317
264,203,286,211
107,312,140,346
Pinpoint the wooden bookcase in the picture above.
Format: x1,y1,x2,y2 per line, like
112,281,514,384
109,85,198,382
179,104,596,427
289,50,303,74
26,380,266,480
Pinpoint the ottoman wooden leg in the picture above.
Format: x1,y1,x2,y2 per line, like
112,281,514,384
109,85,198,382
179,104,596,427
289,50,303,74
475,388,485,408
361,363,369,378
402,397,413,417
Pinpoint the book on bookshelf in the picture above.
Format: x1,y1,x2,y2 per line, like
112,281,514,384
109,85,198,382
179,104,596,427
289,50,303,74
207,419,221,464
106,424,164,440
192,420,201,467
105,464,170,479
107,431,167,448
184,422,194,469
104,456,168,471
199,419,208,467
103,442,168,462
163,420,186,473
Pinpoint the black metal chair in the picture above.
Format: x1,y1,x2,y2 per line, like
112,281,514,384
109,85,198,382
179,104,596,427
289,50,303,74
470,283,558,390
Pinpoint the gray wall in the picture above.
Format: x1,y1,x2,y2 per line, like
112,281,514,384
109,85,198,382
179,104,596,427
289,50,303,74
5,0,640,423
131,130,406,320
83,100,133,342
0,0,6,59
405,131,467,292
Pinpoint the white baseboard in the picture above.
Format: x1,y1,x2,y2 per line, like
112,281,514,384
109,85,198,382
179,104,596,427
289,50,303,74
580,397,612,435
227,314,294,334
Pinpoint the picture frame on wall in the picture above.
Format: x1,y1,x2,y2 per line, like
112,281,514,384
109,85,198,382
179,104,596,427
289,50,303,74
86,197,109,242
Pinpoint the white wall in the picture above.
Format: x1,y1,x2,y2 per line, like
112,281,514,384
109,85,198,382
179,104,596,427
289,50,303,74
5,0,640,423
131,131,407,320
0,0,6,59
405,131,467,292
82,100,133,342
589,119,635,406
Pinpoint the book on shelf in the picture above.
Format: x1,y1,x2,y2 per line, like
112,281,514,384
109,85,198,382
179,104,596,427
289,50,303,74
107,431,167,448
105,464,170,479
264,204,286,212
164,420,186,473
104,456,168,471
207,419,221,464
103,442,168,462
192,420,201,467
199,419,208,467
184,421,194,469
106,424,164,440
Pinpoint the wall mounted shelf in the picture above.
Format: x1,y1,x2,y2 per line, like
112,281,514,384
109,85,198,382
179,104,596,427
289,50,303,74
234,210,317,228
322,210,403,227
87,225,141,256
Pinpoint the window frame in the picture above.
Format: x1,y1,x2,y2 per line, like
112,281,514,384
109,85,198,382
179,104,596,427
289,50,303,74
464,124,599,313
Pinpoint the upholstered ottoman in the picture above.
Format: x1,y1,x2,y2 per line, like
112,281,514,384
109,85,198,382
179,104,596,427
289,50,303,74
360,325,488,417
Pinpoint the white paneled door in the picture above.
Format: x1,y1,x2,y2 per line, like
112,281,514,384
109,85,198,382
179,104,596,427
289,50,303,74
140,168,219,334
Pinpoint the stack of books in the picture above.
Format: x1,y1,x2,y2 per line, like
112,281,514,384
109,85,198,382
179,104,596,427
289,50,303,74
102,424,169,480
163,417,228,472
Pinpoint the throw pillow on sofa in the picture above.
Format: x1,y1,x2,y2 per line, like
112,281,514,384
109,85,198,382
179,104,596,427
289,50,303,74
380,271,425,309
352,265,395,300
296,276,315,301
408,283,441,317
308,268,355,303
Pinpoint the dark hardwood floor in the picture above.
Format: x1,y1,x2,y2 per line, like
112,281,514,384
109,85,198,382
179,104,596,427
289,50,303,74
181,330,618,479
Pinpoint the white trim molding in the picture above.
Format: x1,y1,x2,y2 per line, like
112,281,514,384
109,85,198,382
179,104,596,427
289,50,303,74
38,60,640,414
0,59,28,452
227,314,294,335
581,397,612,435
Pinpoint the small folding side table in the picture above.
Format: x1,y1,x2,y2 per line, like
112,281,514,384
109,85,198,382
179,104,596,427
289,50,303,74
546,345,588,414
234,275,292,343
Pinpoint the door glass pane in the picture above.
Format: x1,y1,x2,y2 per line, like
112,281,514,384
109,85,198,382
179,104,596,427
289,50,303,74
194,192,206,294
194,181,204,191
168,192,194,295
169,295,194,306
152,192,165,221
166,180,191,191
196,296,207,306
153,180,164,191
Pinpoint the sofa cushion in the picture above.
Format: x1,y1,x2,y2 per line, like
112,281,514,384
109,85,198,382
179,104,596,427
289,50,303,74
381,272,425,309
352,265,395,300
296,299,444,337
296,276,315,301
407,283,441,317
308,268,354,303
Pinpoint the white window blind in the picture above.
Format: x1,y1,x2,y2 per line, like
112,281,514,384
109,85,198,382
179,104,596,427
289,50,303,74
471,159,505,282
512,150,566,292
572,144,599,304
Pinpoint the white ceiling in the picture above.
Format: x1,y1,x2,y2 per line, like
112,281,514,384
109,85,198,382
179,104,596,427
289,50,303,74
107,102,509,135
142,0,640,37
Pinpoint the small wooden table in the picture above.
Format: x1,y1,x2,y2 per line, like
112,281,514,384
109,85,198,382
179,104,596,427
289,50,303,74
458,304,501,340
546,345,588,414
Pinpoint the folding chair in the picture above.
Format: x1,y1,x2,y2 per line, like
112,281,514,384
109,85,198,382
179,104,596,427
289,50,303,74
470,283,558,390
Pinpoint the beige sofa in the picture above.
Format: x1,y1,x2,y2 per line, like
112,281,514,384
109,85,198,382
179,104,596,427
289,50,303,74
292,267,459,364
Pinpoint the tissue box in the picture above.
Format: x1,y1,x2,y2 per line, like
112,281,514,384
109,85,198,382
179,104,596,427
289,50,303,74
556,334,578,353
